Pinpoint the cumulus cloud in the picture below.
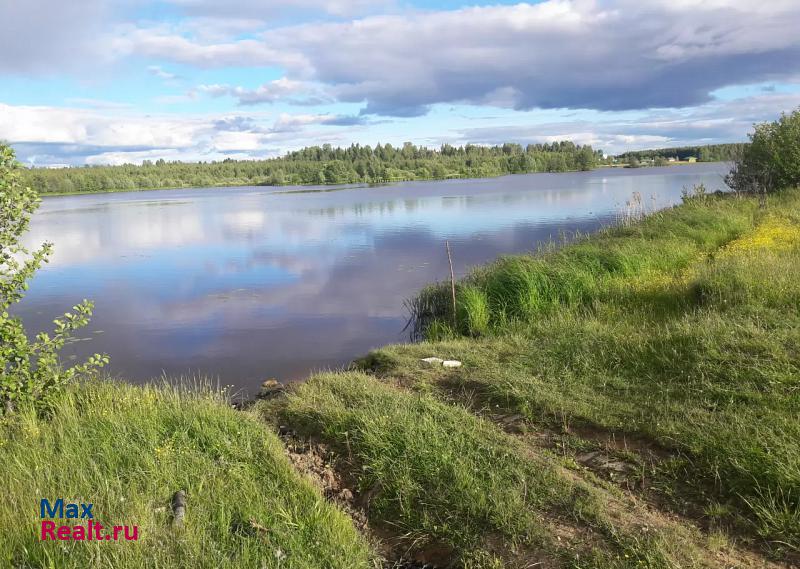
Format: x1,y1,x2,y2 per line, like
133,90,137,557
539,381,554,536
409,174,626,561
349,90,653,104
0,102,371,165
116,1,800,116
282,1,800,115
4,0,800,164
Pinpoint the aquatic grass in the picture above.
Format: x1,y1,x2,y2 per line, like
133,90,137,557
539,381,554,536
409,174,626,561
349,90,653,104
0,380,372,569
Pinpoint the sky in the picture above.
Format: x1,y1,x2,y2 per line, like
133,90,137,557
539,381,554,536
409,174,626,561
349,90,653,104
1,0,800,166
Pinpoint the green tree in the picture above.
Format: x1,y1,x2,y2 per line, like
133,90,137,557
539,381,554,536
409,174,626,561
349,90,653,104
576,146,597,171
268,168,285,186
726,109,800,197
0,144,108,412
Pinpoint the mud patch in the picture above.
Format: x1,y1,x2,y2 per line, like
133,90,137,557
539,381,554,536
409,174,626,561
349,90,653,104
281,434,369,534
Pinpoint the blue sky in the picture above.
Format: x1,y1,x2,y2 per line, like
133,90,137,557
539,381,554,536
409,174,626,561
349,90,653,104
2,0,800,166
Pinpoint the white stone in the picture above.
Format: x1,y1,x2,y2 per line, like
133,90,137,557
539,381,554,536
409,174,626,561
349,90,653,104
420,357,444,365
442,360,462,368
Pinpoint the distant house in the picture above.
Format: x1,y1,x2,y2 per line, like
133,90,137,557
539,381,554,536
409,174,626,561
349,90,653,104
687,156,697,163
667,157,677,162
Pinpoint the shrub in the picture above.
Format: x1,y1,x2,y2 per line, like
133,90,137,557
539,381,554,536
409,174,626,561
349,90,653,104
0,144,108,412
726,108,800,196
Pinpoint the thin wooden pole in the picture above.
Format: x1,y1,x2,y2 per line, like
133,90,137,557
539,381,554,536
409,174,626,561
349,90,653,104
446,240,457,329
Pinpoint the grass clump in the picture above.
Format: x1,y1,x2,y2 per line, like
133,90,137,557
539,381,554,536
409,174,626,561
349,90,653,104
0,380,372,569
457,285,491,337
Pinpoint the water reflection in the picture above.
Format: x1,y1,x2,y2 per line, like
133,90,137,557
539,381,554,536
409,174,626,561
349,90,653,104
16,164,729,394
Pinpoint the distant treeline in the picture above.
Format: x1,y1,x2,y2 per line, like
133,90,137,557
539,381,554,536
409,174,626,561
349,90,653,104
23,142,601,194
616,143,747,163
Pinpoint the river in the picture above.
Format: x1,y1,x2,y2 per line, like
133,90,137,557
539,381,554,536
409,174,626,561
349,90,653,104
17,163,729,395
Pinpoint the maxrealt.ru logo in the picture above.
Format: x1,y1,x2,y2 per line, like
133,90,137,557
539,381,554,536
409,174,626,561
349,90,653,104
40,498,139,541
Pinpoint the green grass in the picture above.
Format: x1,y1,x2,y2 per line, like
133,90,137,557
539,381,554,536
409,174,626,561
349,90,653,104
370,189,800,559
271,372,577,558
0,380,372,569
411,193,755,337
261,372,734,568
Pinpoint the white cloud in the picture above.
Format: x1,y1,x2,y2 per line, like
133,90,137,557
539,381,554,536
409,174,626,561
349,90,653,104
0,104,199,148
198,77,312,105
0,103,369,165
147,65,180,81
4,1,800,164
113,1,800,115
111,25,307,69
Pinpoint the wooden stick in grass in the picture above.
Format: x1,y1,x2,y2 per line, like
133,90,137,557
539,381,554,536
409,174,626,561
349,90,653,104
446,240,457,330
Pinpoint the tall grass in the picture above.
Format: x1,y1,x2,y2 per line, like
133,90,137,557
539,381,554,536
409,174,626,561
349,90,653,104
409,193,755,338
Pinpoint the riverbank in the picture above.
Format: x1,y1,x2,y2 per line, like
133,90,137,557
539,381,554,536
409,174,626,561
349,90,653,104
31,169,579,198
32,162,720,198
2,189,797,568
261,188,800,566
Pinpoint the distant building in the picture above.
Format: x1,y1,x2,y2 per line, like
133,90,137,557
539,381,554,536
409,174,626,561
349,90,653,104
687,156,697,163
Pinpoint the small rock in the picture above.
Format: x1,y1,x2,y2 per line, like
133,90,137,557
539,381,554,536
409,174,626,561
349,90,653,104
258,379,285,400
442,360,462,368
321,469,336,489
338,488,354,502
420,357,444,365
171,490,187,529
600,460,631,473
577,451,601,464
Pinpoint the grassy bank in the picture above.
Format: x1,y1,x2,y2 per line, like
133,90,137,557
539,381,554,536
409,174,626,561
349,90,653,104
0,381,372,568
334,189,799,563
263,372,766,568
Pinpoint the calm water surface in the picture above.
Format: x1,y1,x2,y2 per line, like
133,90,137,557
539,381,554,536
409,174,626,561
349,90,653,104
18,163,728,394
